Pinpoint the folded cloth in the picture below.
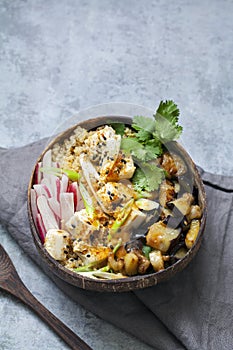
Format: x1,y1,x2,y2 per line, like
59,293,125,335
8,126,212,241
0,141,232,350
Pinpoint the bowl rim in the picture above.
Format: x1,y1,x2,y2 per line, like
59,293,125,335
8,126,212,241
27,115,207,292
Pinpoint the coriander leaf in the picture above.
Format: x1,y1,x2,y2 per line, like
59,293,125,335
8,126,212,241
154,100,183,142
132,168,148,192
155,100,180,122
121,138,147,160
141,163,165,191
121,137,142,154
121,138,161,161
109,122,125,136
136,129,152,142
144,144,162,159
153,118,183,142
146,138,163,154
132,163,164,192
132,116,155,133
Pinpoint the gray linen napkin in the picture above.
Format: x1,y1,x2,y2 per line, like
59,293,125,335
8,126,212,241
0,141,232,350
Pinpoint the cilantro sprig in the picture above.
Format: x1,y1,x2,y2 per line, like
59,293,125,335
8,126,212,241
132,163,164,192
121,100,183,192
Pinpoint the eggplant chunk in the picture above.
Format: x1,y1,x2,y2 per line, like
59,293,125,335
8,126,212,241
149,250,164,271
109,246,150,276
146,221,180,253
175,247,188,259
108,252,124,272
159,180,175,208
137,253,150,274
124,252,139,276
185,219,200,249
187,205,202,222
161,152,187,177
170,193,194,216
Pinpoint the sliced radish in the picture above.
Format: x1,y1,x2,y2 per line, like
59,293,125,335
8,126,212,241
60,192,74,226
48,174,58,198
68,182,79,210
33,184,51,199
30,189,38,224
37,195,58,231
42,184,52,198
41,177,50,188
42,150,52,178
60,174,69,193
35,162,42,184
36,213,46,244
48,197,61,219
56,177,61,202
52,161,60,168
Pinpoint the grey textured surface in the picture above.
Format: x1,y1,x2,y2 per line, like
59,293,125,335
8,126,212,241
0,1,232,350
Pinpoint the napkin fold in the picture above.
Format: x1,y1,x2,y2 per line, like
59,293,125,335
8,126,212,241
0,141,232,350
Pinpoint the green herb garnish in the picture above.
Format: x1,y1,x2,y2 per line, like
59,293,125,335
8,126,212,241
154,100,183,142
132,163,164,192
109,122,125,136
121,100,183,192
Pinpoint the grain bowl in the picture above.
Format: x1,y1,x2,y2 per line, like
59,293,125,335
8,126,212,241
28,102,207,292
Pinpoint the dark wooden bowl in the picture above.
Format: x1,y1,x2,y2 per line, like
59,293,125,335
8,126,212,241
28,116,207,292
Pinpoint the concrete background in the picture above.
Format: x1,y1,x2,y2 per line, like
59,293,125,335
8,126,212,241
0,0,232,349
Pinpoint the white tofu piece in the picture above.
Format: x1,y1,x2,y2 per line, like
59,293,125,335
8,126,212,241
65,210,95,239
73,241,110,266
44,229,70,261
65,209,108,244
84,126,121,175
106,152,136,181
97,181,134,217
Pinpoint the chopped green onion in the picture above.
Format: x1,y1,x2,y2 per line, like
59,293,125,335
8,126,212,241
142,245,152,259
74,265,93,272
99,265,110,272
113,239,122,254
40,167,80,181
111,199,134,232
79,182,95,218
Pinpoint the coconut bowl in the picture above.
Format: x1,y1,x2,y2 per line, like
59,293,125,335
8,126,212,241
28,115,207,292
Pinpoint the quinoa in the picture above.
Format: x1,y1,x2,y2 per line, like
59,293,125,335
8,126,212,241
52,126,89,172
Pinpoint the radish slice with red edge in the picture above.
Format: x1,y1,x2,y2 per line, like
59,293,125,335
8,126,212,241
33,184,51,199
68,182,79,210
35,162,42,184
37,195,58,231
36,213,46,244
41,177,50,188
